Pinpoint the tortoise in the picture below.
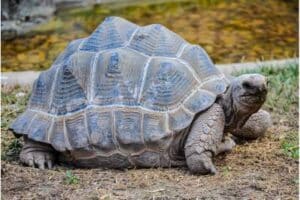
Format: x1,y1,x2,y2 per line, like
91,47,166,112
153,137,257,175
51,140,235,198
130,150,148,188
10,16,272,174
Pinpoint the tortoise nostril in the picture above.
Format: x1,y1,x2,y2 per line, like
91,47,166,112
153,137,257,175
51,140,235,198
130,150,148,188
242,81,253,90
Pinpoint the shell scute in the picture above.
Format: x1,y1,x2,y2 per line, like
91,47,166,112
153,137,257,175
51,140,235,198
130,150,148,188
51,64,87,115
143,113,170,150
29,67,57,112
65,113,89,149
129,24,185,56
183,89,216,114
201,78,229,95
68,51,95,95
115,111,144,152
140,58,197,111
27,114,52,143
180,45,222,81
86,110,116,153
80,16,138,52
168,108,194,131
10,111,36,135
50,118,67,152
54,38,84,65
93,48,147,106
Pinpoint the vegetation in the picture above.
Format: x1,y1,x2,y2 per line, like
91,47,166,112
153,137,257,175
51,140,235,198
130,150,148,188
64,170,80,185
1,86,30,160
281,131,299,160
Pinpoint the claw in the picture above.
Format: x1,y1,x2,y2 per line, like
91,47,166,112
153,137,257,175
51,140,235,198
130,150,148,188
38,162,45,169
28,158,34,167
47,160,53,169
216,137,236,154
203,159,217,175
19,138,56,169
35,155,46,169
187,151,217,175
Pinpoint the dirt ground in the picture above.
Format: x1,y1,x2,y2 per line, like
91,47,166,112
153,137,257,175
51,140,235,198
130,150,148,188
1,110,298,200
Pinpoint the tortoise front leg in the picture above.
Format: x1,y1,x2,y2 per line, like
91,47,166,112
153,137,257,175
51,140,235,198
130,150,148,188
20,136,57,169
184,103,224,175
231,109,272,140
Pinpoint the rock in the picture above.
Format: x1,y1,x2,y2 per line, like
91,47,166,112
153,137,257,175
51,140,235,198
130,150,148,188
16,92,26,98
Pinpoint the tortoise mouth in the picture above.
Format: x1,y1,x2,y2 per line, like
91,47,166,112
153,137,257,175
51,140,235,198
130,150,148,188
239,94,266,105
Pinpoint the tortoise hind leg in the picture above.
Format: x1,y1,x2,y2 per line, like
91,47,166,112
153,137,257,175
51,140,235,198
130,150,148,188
20,136,57,169
184,104,224,175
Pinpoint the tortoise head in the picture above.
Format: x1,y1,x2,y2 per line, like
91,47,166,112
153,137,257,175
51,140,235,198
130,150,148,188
222,73,268,132
231,74,268,110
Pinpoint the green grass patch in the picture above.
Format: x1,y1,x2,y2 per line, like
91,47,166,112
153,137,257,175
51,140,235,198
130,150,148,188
1,86,30,130
281,131,299,160
64,170,80,185
2,139,23,161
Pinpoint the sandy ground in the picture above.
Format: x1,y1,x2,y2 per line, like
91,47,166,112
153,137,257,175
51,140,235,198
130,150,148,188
1,111,298,200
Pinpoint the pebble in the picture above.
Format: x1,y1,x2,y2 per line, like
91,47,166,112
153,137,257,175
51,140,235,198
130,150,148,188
16,92,26,98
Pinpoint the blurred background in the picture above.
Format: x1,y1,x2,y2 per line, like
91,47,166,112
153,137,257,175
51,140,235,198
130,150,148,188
1,0,298,71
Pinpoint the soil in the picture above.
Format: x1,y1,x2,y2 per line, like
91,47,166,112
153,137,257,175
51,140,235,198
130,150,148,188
1,112,298,200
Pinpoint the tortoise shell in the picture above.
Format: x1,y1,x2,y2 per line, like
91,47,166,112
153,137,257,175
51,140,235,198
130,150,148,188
10,17,229,154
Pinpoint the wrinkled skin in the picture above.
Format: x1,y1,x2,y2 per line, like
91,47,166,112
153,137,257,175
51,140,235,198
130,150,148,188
19,74,271,174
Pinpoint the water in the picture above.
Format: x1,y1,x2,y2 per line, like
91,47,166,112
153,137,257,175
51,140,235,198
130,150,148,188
1,0,298,71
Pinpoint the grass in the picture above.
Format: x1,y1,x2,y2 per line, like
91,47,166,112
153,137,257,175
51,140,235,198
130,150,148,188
1,86,30,160
281,131,299,160
64,170,80,185
1,86,30,130
2,139,23,161
260,65,298,114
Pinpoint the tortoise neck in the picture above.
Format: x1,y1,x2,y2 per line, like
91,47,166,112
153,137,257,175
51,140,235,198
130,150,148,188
218,86,253,133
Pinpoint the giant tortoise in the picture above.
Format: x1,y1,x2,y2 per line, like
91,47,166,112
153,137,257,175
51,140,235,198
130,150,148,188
10,17,272,174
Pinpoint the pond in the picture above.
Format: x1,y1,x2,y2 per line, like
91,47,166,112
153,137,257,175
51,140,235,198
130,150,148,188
1,0,298,71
